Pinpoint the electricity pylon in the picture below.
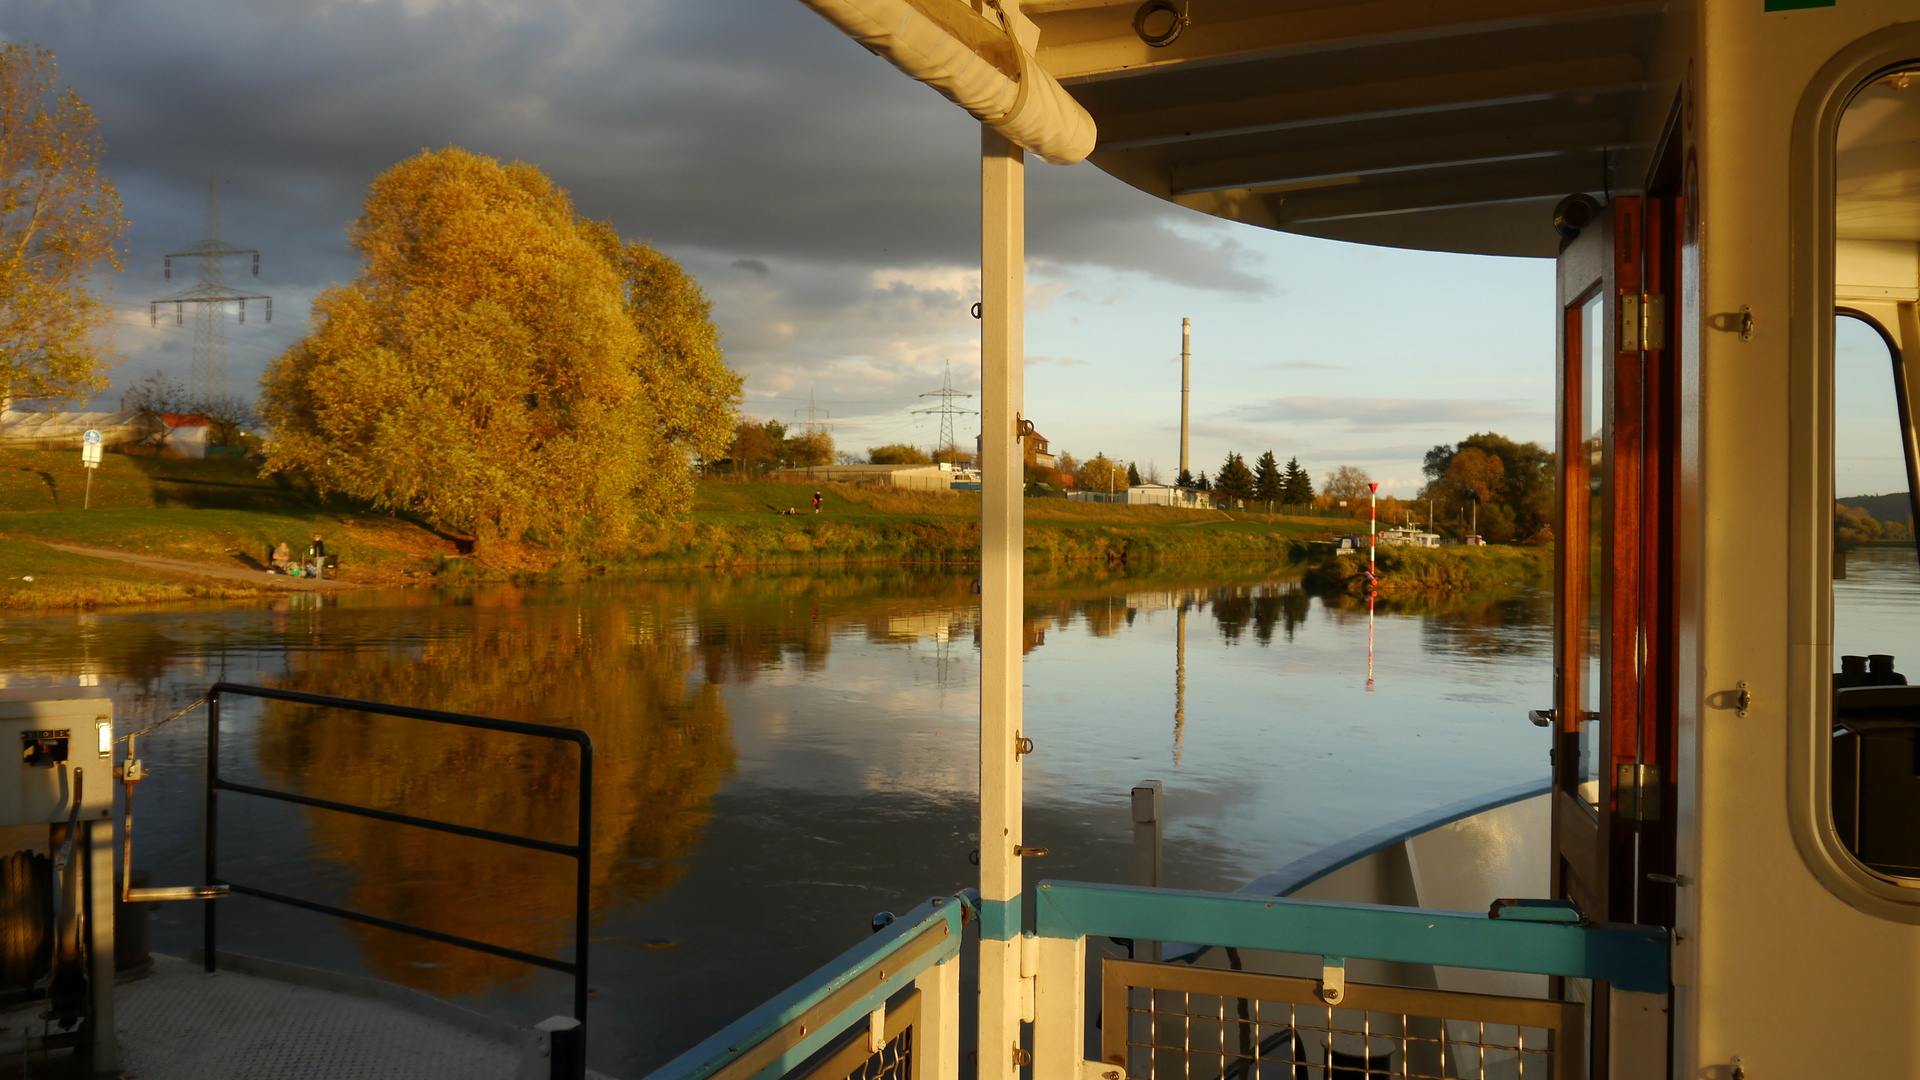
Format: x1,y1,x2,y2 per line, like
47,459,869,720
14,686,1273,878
150,178,271,400
794,388,834,433
913,360,976,457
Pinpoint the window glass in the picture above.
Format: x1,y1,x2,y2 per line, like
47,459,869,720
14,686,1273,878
1829,66,1920,881
1580,292,1605,810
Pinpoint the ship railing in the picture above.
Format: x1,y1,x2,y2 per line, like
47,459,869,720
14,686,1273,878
1030,882,1670,1080
645,892,973,1080
200,682,593,1078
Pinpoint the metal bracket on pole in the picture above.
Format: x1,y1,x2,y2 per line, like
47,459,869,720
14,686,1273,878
1318,957,1346,1005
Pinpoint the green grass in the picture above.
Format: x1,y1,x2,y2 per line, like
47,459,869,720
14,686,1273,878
0,538,276,609
0,459,1355,607
629,480,1335,571
0,447,323,512
0,508,454,578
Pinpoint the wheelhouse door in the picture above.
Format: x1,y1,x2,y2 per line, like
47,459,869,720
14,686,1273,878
1552,192,1683,929
1553,213,1614,921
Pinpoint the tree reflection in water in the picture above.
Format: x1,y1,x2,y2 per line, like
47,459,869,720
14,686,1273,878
255,594,735,998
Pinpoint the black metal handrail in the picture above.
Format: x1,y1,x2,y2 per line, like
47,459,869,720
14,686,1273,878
203,682,594,1029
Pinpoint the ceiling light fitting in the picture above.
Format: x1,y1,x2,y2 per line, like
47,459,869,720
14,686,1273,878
1132,0,1188,48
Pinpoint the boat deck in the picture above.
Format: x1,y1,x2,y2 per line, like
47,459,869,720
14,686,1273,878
116,955,532,1079
0,954,616,1079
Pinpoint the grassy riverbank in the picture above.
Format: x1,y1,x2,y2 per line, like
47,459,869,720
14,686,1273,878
1303,543,1552,595
2,450,1347,609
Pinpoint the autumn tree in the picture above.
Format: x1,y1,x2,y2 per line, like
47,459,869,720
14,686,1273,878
728,420,777,475
1320,465,1374,514
1077,452,1127,493
261,148,737,555
869,443,931,465
1422,432,1553,542
0,43,126,407
1252,451,1283,503
580,220,743,513
784,428,834,467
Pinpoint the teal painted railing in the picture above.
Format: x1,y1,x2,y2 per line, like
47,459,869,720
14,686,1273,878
644,892,971,1080
1034,880,1669,994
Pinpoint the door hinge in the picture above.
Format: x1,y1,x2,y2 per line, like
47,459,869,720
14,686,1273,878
1616,762,1662,823
1620,293,1666,352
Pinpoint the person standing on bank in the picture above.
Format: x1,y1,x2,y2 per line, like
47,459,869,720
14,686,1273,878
812,491,823,513
307,533,327,580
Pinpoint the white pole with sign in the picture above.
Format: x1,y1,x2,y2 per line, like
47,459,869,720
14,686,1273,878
82,430,102,509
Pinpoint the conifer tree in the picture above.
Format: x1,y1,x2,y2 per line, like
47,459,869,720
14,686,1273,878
1253,450,1283,502
1217,452,1256,501
1127,461,1142,486
1282,456,1315,505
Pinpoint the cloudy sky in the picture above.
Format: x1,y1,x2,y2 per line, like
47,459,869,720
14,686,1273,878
8,0,1557,495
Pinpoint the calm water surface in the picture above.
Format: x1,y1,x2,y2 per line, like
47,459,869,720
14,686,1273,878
0,560,1618,1075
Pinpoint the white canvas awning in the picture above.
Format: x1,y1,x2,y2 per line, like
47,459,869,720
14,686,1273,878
797,0,1096,165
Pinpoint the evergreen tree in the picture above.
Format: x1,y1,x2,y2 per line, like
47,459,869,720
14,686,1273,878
1196,470,1211,491
1217,452,1256,501
1177,467,1194,488
1253,450,1283,502
1282,457,1315,505
1127,461,1142,486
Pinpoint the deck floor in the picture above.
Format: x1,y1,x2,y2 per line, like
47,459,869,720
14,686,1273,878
110,955,537,1079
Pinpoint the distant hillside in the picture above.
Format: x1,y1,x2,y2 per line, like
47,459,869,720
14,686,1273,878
1839,492,1914,524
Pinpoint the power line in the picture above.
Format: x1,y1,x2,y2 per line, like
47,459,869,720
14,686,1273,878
148,178,273,399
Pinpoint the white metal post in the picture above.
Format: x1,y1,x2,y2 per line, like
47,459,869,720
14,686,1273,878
916,950,963,1080
87,818,117,1073
1031,933,1087,1080
978,122,1026,1080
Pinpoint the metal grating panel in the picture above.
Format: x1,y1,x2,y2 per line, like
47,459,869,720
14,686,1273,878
1101,959,1585,1080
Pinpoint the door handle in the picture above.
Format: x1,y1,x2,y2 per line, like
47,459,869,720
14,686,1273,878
1528,709,1555,728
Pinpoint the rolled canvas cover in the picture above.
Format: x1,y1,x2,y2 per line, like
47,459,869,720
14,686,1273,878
797,0,1096,165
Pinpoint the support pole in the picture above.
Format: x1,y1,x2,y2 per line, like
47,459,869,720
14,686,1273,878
1131,781,1163,961
1179,318,1191,480
977,123,1026,1080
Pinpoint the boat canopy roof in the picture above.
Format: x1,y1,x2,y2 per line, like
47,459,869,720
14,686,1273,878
1020,0,1669,258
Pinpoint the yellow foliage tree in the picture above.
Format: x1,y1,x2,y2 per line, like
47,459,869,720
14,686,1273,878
581,221,742,512
0,43,126,406
262,148,739,554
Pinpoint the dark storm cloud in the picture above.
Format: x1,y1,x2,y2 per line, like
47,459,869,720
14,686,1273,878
5,0,1270,403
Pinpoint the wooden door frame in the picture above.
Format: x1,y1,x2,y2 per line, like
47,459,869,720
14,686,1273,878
1553,219,1612,922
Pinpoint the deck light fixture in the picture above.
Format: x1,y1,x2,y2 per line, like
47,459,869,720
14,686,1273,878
1132,0,1187,47
1553,193,1603,240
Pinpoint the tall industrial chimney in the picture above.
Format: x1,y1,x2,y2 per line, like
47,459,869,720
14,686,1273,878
1179,318,1191,479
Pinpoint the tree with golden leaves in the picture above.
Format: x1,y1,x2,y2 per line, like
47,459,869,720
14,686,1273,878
580,221,743,509
262,148,739,554
0,43,126,407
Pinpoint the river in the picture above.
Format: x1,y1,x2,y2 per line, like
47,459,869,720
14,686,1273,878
4,552,1906,1076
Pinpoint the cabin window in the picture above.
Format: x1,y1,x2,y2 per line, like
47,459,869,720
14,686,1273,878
1579,291,1605,811
1828,65,1920,883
